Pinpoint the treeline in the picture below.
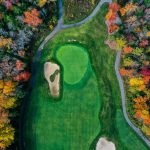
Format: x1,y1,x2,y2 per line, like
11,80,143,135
0,0,57,149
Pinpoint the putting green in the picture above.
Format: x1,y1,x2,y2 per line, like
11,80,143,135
56,44,89,85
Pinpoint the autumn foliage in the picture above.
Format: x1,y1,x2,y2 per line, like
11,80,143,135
105,2,120,34
23,9,42,27
14,72,30,82
105,1,150,137
0,80,16,149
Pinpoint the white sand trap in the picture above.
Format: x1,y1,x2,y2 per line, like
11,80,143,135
96,137,116,150
44,62,60,97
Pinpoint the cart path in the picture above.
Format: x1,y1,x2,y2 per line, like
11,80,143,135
115,51,150,147
20,0,150,149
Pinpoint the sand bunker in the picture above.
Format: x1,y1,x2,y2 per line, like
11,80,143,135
44,62,60,97
96,137,116,150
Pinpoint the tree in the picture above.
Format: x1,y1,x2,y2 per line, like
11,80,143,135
16,60,25,71
142,125,150,136
0,95,17,109
119,68,134,76
0,124,15,149
129,78,144,86
3,81,16,95
38,0,47,7
123,57,134,67
0,36,12,49
0,108,10,126
13,72,30,82
123,46,133,54
23,9,42,27
115,37,127,50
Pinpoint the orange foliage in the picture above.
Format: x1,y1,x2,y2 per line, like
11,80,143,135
106,10,117,23
133,96,148,103
144,119,150,125
123,46,133,54
23,9,42,27
109,2,120,12
134,110,142,119
3,81,15,95
108,24,119,34
119,68,134,76
120,3,137,16
138,85,146,91
143,76,150,84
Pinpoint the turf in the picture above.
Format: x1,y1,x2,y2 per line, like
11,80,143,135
116,110,148,150
23,3,149,150
56,44,89,85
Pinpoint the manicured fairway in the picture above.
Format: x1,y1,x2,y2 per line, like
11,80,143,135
23,4,149,150
56,44,89,84
24,43,101,150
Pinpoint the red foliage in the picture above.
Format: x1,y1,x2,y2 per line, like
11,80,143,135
139,40,149,48
126,35,136,42
13,72,30,82
140,69,150,76
109,2,120,12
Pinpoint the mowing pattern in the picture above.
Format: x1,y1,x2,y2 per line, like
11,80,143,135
23,4,149,150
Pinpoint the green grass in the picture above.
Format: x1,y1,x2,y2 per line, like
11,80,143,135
56,44,89,84
23,3,149,150
116,110,148,150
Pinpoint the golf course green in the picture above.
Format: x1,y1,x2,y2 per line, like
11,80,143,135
23,4,149,150
56,44,89,85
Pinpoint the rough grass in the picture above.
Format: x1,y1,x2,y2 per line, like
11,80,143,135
63,0,99,24
23,4,149,150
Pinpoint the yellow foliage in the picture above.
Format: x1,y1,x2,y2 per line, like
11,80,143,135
129,78,144,86
115,38,126,50
0,95,16,109
38,0,47,7
0,80,4,89
146,31,150,37
0,36,12,48
0,124,15,149
142,125,150,136
3,81,15,95
142,110,149,115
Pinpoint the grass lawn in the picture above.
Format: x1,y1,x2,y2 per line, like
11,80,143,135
23,3,149,150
